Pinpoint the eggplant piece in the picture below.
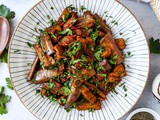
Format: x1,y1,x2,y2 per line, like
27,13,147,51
27,56,39,81
34,69,59,84
100,33,123,65
53,44,65,59
33,44,54,67
93,13,112,34
46,25,61,35
63,12,77,29
115,38,126,50
81,87,97,104
98,59,111,71
58,8,70,23
77,101,101,110
42,35,55,55
84,82,106,99
64,89,81,109
76,11,95,28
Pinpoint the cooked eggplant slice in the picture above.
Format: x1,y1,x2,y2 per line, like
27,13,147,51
42,35,55,55
27,56,39,81
77,101,101,110
34,69,59,84
33,44,54,67
100,33,123,64
76,11,95,28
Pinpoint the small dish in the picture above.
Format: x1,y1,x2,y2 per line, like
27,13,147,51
152,73,160,102
126,108,160,120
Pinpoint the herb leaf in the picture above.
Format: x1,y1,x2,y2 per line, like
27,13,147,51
0,4,15,22
149,37,160,54
94,45,104,61
58,28,72,35
61,86,71,96
0,86,11,115
0,48,8,63
5,77,13,90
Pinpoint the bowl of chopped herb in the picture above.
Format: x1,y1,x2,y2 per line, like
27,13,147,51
8,0,150,120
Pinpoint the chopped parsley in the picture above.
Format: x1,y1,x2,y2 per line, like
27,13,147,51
94,45,104,61
61,86,71,96
26,42,33,48
68,41,82,56
50,7,54,10
14,50,21,54
149,37,160,54
62,13,70,22
0,86,11,115
58,28,72,35
88,108,95,112
5,77,13,90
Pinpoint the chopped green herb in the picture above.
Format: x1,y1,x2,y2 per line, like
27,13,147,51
119,32,123,35
123,85,127,92
14,50,21,54
0,86,11,115
90,31,99,41
119,82,126,87
58,28,72,35
124,93,127,97
97,66,105,72
0,4,15,22
67,4,78,11
48,19,56,26
50,7,54,10
36,89,41,94
0,48,8,63
105,26,110,31
58,98,67,104
94,45,104,61
61,86,71,96
46,15,50,19
36,36,40,44
111,20,118,25
5,77,13,90
68,41,82,56
79,5,87,12
149,37,160,54
80,114,83,117
36,22,39,25
88,108,95,112
26,42,33,48
62,13,70,22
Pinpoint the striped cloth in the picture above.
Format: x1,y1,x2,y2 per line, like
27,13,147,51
140,0,160,22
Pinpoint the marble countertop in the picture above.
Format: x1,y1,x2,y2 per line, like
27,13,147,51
0,0,160,120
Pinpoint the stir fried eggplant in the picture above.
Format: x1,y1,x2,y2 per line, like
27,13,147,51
27,6,127,112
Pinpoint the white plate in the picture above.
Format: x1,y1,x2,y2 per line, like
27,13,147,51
8,0,150,120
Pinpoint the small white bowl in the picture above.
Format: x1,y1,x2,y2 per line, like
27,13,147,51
126,108,160,120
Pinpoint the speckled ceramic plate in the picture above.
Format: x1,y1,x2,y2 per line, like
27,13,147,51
8,0,150,120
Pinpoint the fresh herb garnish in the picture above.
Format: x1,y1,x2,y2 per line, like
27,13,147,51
48,19,56,26
0,4,15,22
88,108,95,112
0,86,11,115
119,82,126,87
94,45,104,61
123,85,127,92
79,5,87,12
0,48,8,63
62,13,70,22
50,7,54,10
111,20,118,25
90,30,99,41
149,37,160,54
5,77,13,90
108,55,118,65
36,36,40,44
26,42,33,48
68,41,82,56
67,5,78,11
61,86,71,96
36,89,41,94
14,50,21,54
58,28,72,35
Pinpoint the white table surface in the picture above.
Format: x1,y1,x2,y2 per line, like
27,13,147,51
0,0,160,120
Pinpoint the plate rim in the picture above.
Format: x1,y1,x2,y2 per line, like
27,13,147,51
8,0,151,120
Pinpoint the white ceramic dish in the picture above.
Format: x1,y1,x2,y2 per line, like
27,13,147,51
8,0,150,120
126,108,160,120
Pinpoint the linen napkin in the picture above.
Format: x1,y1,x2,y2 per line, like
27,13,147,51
140,0,160,22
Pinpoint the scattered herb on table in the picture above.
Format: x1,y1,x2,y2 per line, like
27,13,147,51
26,42,33,48
149,37,160,54
0,4,15,22
0,86,11,115
0,48,8,63
5,77,13,90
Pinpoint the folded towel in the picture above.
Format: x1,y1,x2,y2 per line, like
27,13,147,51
139,0,160,22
